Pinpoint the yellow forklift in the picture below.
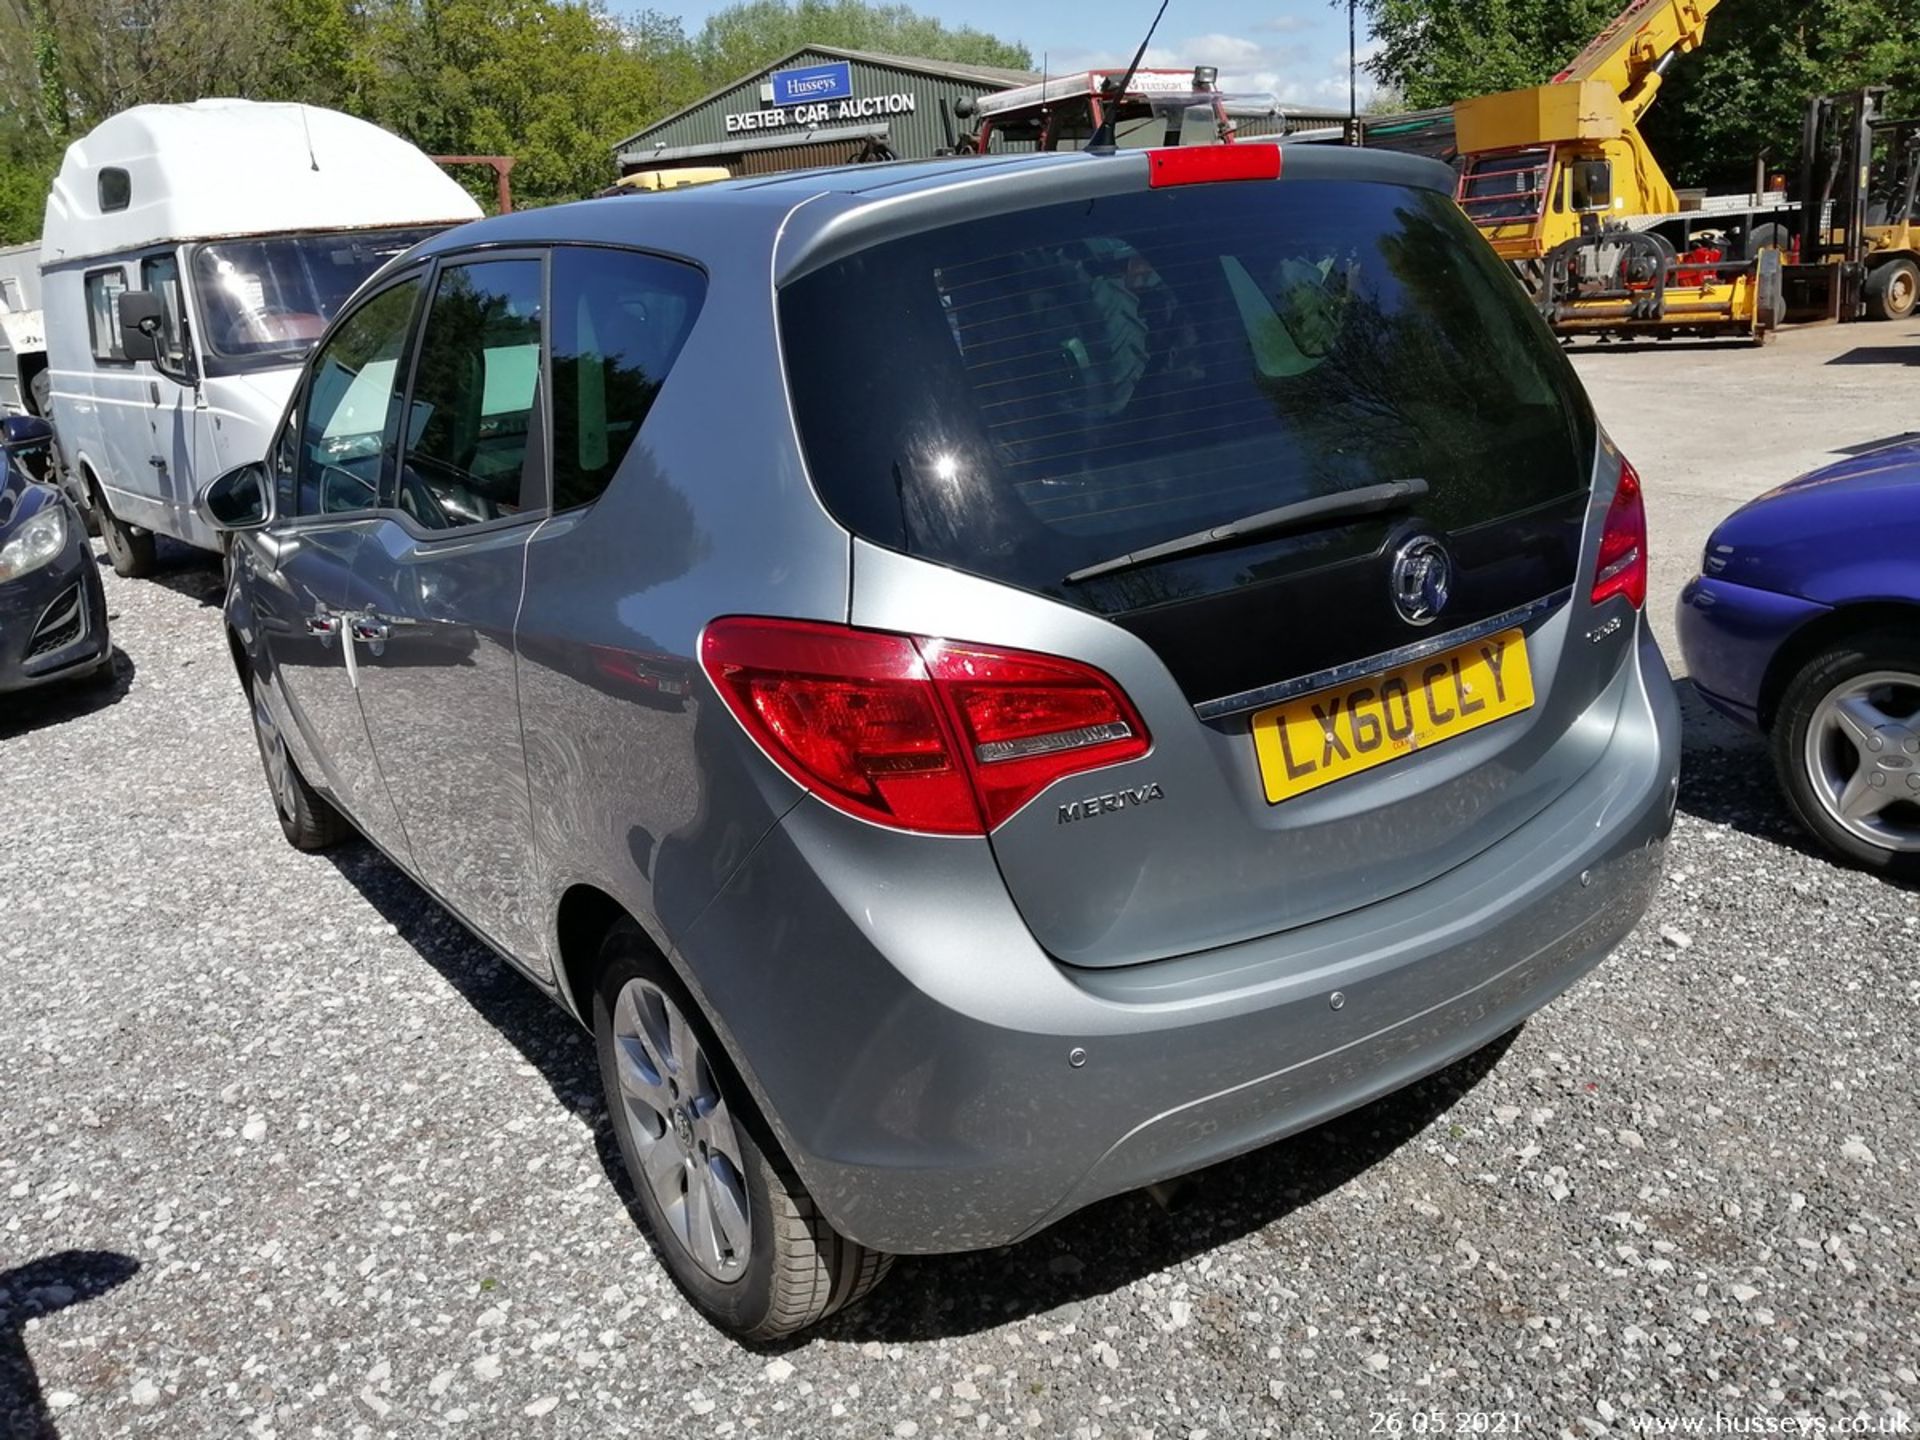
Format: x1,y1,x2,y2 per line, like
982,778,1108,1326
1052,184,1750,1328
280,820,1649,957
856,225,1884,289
1451,0,1792,341
1781,88,1920,323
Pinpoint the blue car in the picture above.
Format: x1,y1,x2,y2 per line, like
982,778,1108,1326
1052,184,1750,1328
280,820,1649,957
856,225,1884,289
0,415,112,697
1678,441,1920,878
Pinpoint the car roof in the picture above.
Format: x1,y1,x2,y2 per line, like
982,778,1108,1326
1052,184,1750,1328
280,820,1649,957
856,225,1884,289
407,146,1457,279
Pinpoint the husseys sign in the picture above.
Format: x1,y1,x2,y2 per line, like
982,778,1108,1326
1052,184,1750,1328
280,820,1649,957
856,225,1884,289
727,62,923,134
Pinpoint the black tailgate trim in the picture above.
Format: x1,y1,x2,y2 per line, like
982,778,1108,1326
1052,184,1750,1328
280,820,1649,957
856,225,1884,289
1192,586,1572,721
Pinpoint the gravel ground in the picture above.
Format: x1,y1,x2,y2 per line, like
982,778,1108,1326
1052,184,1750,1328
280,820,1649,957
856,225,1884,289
5,342,1919,1437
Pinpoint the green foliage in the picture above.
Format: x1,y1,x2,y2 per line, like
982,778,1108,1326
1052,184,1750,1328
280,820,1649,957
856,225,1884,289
0,0,1029,243
1360,0,1920,187
1360,0,1618,109
1639,0,1920,187
691,0,1031,79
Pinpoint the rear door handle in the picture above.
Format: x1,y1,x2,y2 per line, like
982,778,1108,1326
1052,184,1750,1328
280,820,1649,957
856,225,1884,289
349,616,390,644
306,613,341,636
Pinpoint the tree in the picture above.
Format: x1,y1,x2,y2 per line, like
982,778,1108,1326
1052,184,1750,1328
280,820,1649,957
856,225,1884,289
690,0,1032,83
0,0,1034,242
1358,0,1920,188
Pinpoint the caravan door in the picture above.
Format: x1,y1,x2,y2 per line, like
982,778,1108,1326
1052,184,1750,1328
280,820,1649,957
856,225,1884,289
135,250,216,549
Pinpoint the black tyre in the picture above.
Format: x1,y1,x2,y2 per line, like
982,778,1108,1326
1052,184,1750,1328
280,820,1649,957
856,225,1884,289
1863,258,1919,321
592,921,890,1339
249,682,350,851
1770,628,1920,881
91,478,157,578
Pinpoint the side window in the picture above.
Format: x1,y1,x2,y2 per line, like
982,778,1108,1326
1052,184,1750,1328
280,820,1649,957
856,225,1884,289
295,278,422,518
85,269,127,362
550,246,705,511
141,253,188,370
396,258,544,531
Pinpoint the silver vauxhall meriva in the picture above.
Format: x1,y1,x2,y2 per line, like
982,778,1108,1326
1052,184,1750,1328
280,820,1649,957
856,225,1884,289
197,142,1679,1337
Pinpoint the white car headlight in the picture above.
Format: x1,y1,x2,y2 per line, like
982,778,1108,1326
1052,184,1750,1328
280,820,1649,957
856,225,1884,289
0,504,67,582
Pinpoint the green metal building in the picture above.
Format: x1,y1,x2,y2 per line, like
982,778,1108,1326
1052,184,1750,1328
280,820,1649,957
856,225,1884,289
612,46,1036,177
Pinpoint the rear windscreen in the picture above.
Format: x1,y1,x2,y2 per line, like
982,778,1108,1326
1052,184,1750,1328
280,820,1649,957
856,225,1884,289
779,179,1594,609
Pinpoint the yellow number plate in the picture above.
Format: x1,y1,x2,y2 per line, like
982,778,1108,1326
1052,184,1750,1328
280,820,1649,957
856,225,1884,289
1251,628,1534,804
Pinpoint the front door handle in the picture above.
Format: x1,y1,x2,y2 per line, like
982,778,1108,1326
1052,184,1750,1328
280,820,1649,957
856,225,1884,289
306,613,341,636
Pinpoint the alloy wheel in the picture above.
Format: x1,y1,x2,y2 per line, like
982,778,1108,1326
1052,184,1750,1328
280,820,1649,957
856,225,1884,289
610,978,752,1282
1803,669,1920,853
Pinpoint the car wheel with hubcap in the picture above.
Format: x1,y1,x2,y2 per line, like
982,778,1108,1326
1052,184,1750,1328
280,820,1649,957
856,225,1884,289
1772,630,1920,879
592,921,890,1338
251,686,349,850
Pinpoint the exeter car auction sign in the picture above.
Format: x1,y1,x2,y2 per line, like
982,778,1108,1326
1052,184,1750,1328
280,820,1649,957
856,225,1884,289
726,91,919,134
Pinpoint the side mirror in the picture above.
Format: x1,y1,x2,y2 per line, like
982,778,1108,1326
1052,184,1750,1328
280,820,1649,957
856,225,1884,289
196,462,273,532
1,414,54,450
117,289,165,365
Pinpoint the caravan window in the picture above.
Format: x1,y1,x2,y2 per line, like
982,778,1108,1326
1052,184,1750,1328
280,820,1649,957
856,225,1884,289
141,254,189,371
85,268,128,363
192,226,441,364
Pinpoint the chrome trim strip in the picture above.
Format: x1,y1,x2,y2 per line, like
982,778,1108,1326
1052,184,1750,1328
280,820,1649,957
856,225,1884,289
1192,587,1573,722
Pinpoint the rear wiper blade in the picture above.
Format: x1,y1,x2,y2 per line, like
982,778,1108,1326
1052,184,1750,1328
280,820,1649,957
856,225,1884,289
1063,477,1430,584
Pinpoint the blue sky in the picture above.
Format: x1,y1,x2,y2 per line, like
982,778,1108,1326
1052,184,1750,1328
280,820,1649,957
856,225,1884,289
668,1,1383,110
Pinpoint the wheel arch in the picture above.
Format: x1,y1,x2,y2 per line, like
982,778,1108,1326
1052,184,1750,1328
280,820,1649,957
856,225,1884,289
1758,599,1920,730
224,621,252,696
548,883,782,1137
553,883,633,1026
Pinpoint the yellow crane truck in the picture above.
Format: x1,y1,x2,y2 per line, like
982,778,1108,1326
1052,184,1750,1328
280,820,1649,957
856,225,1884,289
1451,0,1795,340
1452,0,1920,340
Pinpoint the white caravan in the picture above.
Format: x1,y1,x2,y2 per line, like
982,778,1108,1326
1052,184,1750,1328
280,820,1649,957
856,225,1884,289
41,99,482,576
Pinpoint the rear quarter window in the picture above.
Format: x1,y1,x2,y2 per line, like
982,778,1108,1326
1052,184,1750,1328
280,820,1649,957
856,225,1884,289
779,178,1594,614
549,247,706,512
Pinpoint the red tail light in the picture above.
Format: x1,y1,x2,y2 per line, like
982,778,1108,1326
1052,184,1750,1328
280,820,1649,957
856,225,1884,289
1591,456,1647,609
700,618,1150,835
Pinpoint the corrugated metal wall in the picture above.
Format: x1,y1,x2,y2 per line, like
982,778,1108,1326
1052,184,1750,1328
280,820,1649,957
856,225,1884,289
619,50,1015,163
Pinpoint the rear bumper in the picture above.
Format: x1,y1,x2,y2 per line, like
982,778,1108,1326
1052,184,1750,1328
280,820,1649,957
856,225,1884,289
1675,573,1829,730
0,522,109,694
676,627,1680,1254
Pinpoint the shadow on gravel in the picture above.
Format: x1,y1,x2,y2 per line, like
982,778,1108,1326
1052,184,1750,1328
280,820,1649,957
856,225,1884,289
822,1029,1519,1343
1562,337,1761,357
0,649,135,740
318,842,626,1175
122,538,223,609
0,1250,140,1439
1669,678,1837,864
1825,344,1920,367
